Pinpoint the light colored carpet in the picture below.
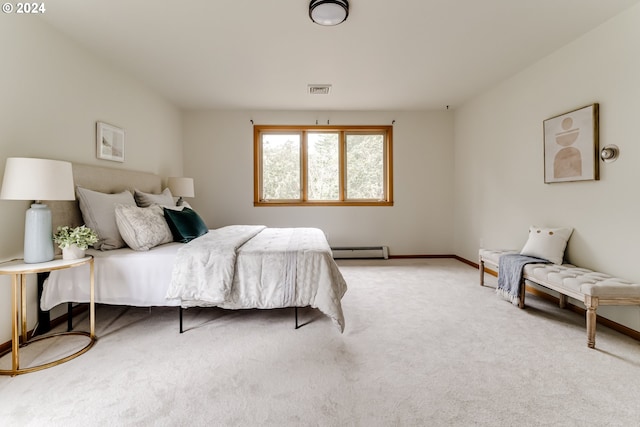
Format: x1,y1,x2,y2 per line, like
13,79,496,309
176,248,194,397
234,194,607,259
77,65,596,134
1,258,639,426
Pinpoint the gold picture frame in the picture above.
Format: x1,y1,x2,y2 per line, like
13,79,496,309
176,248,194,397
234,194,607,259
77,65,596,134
543,104,598,183
96,122,125,162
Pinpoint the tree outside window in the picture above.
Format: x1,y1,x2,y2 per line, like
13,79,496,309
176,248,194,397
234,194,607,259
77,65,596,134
254,125,393,206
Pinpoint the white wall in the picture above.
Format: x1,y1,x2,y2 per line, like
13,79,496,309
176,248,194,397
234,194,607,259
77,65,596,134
5,6,636,344
453,4,640,330
183,110,454,255
0,18,183,342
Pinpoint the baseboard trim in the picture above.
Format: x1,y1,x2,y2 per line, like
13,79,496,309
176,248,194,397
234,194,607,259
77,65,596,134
454,255,478,269
389,254,456,259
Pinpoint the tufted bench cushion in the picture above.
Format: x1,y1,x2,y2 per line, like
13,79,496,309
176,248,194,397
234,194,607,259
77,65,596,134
479,249,640,348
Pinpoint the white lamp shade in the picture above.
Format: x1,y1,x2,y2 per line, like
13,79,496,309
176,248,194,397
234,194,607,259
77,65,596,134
167,177,195,198
1,157,75,263
1,157,75,201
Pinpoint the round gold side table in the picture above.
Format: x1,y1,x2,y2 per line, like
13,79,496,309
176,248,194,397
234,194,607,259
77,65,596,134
0,256,96,376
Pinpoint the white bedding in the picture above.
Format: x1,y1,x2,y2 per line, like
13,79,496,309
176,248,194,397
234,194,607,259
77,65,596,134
166,225,266,306
41,242,183,310
167,226,347,331
42,226,347,331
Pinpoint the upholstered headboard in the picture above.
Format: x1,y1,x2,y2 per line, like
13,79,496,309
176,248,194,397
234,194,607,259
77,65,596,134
47,163,162,233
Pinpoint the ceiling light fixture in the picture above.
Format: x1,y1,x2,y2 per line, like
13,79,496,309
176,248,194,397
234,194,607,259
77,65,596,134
309,0,349,26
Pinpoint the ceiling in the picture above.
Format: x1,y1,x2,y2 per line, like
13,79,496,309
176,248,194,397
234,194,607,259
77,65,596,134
40,0,639,111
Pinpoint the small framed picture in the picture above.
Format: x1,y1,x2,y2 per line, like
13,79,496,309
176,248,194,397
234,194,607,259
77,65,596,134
96,122,125,162
543,104,599,183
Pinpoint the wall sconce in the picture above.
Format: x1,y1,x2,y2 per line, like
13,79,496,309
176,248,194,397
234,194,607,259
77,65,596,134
600,144,619,163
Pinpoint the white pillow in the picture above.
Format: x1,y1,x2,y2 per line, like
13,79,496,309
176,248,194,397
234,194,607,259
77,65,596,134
520,225,573,265
115,204,173,251
76,187,136,250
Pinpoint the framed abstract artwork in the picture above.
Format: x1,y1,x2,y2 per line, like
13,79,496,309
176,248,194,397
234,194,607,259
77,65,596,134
96,122,125,162
543,104,599,183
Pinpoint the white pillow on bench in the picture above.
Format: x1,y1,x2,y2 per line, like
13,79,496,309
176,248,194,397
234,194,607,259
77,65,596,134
520,225,573,265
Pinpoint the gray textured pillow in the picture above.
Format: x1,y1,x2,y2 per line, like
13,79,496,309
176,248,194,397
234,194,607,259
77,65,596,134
134,188,174,208
115,204,173,251
76,187,136,250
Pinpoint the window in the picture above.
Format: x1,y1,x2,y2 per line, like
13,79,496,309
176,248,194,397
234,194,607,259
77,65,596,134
254,125,393,206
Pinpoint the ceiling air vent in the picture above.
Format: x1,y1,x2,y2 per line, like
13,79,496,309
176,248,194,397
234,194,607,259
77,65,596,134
308,84,332,95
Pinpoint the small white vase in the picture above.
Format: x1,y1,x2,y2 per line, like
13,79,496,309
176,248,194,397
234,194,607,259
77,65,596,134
62,244,85,260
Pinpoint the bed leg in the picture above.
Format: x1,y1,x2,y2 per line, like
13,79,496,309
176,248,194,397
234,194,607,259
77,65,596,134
67,302,73,331
35,272,51,336
179,307,184,334
294,307,299,329
479,259,485,286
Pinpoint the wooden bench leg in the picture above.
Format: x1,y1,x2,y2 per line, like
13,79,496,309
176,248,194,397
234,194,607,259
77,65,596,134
559,294,568,309
479,259,485,286
585,296,598,349
518,278,525,308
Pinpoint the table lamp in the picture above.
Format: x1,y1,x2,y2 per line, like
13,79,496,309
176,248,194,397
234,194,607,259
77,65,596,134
0,157,75,263
167,177,195,206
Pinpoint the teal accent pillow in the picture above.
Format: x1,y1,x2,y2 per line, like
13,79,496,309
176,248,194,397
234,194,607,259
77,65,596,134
163,207,208,243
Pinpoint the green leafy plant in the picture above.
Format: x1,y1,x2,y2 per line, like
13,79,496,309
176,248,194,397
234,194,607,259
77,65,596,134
53,225,98,250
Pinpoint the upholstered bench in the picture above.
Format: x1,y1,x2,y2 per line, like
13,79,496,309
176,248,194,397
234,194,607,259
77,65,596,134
479,249,640,348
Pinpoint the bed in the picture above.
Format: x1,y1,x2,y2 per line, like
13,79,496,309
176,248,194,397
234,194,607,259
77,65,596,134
41,164,347,332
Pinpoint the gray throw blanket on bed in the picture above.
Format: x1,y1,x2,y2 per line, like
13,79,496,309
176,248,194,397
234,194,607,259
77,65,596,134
497,254,549,305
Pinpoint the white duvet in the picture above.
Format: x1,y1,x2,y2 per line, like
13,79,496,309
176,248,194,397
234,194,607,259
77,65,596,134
166,226,347,332
42,226,347,332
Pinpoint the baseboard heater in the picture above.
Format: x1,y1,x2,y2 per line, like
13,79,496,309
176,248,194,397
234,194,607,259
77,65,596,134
331,246,389,260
